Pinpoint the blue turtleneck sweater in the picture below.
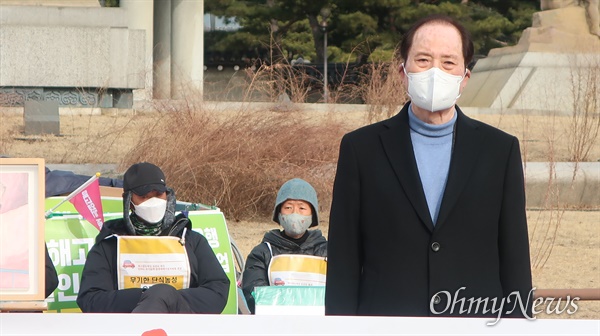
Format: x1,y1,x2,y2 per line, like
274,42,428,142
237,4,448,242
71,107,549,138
408,105,457,225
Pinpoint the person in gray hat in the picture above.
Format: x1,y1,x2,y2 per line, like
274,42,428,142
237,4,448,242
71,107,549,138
241,178,328,313
77,162,230,314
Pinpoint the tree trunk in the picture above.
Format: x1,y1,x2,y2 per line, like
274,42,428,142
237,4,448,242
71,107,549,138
268,19,285,63
308,15,326,64
266,0,284,63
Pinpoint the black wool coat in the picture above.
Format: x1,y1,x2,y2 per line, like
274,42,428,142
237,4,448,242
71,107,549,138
325,103,533,318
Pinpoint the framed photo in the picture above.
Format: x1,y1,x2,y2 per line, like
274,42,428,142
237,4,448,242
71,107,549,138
0,158,46,301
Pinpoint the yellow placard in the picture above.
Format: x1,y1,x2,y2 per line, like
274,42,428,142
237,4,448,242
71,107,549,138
117,236,190,290
119,237,185,254
268,255,327,286
269,255,327,274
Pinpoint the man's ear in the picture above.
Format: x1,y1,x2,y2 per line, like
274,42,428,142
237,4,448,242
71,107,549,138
400,62,408,83
460,68,471,91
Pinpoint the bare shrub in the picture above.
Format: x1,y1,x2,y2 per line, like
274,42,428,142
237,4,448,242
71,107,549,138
122,94,348,221
325,56,365,105
529,161,565,270
243,62,316,103
352,57,407,123
238,27,319,104
526,56,600,270
567,56,600,164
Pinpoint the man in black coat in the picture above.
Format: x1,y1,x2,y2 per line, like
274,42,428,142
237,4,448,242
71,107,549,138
325,14,533,319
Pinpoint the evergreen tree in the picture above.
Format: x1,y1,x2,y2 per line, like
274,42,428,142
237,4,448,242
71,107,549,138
204,0,537,64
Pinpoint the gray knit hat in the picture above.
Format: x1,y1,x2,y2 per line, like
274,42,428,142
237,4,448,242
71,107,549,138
272,178,319,227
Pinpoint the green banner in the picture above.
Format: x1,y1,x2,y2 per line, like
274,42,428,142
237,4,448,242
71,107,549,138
45,205,237,314
188,210,238,315
45,215,100,313
253,286,325,306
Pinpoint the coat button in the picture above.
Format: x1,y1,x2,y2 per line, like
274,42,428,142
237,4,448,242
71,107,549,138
433,295,441,305
431,242,441,252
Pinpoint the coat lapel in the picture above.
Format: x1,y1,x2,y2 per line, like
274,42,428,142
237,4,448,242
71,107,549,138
380,103,435,232
435,107,484,231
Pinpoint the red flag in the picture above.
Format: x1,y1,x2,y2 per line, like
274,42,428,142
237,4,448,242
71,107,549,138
69,179,104,230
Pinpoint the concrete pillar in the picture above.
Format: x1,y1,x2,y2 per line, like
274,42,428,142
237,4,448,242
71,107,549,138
171,0,204,99
153,0,172,99
120,0,154,103
24,100,60,136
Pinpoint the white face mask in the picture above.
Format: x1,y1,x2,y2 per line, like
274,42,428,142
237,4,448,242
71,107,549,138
278,213,312,237
403,65,466,112
132,197,167,224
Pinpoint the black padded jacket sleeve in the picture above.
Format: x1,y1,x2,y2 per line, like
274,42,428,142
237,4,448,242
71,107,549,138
44,243,59,298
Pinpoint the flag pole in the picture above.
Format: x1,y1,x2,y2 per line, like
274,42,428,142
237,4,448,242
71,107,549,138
45,172,101,218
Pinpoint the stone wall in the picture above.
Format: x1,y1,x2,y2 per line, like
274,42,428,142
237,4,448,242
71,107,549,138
0,25,144,89
0,5,145,108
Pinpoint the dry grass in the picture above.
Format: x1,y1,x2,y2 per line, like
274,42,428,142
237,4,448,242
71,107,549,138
242,63,316,103
351,58,408,123
525,210,600,320
116,99,348,221
0,110,149,164
2,111,599,163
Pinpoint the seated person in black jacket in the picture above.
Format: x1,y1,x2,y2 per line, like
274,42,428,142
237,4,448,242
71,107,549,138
241,178,328,313
76,162,229,313
45,244,59,298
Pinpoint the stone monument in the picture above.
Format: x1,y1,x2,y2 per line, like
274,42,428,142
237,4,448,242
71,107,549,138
23,100,60,136
459,1,600,114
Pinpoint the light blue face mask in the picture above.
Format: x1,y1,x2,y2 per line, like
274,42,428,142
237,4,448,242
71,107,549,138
278,213,312,237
